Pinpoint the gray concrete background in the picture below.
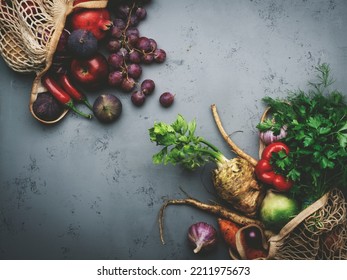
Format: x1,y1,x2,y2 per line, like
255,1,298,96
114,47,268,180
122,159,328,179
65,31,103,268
0,0,346,260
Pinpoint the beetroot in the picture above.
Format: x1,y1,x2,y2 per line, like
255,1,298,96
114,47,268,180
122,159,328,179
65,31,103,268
70,5,113,40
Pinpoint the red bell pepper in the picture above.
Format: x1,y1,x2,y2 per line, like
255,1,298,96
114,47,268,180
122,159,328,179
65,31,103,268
255,142,293,192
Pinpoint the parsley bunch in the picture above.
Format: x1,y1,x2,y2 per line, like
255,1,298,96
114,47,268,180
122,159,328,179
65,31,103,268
257,64,347,203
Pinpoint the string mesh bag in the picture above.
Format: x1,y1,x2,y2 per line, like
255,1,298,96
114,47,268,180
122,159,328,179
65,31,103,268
0,0,109,124
266,188,347,259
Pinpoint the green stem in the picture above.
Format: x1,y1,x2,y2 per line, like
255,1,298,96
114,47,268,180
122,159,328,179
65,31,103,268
83,98,93,111
196,148,228,165
200,139,222,153
66,101,92,119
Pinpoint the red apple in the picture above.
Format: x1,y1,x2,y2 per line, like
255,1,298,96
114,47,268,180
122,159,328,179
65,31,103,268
70,52,109,90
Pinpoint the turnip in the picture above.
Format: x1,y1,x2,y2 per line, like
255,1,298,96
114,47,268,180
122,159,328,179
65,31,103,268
149,104,265,218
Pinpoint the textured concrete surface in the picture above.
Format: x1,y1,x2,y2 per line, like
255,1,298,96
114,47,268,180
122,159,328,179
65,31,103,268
0,0,346,260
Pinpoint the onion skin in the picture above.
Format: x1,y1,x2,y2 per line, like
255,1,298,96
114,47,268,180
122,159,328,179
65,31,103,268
259,126,287,145
188,222,217,254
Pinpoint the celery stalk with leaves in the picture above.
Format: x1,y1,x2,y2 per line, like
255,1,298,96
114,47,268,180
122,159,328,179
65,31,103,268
149,114,264,217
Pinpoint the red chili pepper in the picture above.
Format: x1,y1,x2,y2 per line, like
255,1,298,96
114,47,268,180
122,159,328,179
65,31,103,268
42,75,92,119
255,142,293,192
58,74,93,110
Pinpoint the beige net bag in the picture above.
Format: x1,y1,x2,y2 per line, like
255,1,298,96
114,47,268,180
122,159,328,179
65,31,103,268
230,188,347,260
0,0,109,124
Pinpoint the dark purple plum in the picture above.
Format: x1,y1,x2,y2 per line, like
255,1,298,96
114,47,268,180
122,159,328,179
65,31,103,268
67,29,98,58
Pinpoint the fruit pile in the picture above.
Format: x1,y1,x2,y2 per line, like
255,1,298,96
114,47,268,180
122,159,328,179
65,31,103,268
33,0,173,124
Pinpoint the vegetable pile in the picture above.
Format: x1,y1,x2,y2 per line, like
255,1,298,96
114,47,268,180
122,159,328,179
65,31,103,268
31,0,173,124
257,64,347,205
149,63,347,259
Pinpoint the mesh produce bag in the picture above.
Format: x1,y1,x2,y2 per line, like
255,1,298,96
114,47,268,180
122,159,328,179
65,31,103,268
265,188,347,259
229,189,347,260
0,0,109,123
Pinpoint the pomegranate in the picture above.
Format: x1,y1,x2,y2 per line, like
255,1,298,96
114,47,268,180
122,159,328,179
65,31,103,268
70,0,113,40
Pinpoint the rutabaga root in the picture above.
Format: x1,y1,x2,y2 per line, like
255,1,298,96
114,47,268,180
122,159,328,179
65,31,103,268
159,197,264,245
211,104,258,167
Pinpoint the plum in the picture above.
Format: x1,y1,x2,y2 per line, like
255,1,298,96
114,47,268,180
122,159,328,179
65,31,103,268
67,29,98,58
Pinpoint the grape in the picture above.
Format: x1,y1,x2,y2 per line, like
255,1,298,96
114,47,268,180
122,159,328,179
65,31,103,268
113,18,126,30
127,34,139,47
109,1,167,104
108,71,124,87
159,92,174,107
141,79,155,95
135,7,147,20
129,50,141,63
126,27,140,37
107,39,121,53
137,37,151,52
129,15,139,27
121,77,136,92
127,64,142,79
108,53,124,69
154,49,166,63
148,38,157,51
141,53,154,64
131,90,146,106
111,26,123,39
117,48,129,61
117,5,130,19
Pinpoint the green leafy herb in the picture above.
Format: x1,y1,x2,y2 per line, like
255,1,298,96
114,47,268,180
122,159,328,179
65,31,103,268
149,115,227,170
257,63,347,202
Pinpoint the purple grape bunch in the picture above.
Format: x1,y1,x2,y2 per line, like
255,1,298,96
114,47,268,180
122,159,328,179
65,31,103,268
107,0,169,107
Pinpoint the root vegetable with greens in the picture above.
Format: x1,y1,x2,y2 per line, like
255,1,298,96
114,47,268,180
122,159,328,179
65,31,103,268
149,106,265,218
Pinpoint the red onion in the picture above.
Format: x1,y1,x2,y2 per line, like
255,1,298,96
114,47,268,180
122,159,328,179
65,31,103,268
259,125,287,145
188,222,217,254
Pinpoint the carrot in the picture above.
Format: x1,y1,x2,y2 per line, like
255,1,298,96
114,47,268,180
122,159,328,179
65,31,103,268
218,218,240,250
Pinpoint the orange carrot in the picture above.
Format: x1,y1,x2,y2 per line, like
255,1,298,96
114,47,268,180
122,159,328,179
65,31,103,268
218,218,240,250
